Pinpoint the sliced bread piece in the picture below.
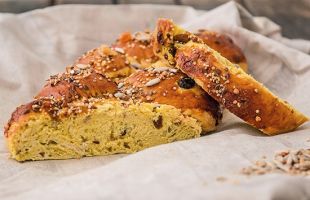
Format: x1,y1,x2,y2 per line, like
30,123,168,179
152,18,308,135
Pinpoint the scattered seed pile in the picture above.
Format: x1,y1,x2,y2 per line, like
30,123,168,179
241,149,310,176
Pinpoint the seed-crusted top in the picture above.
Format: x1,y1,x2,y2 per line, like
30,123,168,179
112,31,158,68
5,45,133,137
115,67,221,121
4,31,223,137
74,45,134,79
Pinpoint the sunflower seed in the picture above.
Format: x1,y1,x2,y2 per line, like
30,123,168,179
145,78,161,87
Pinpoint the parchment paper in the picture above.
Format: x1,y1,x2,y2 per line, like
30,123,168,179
0,2,310,200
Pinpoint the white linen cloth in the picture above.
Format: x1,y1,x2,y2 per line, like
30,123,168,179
0,2,309,199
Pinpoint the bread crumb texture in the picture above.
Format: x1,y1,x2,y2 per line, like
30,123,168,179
7,100,201,161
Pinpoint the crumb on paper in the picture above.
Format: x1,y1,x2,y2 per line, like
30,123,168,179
216,176,227,182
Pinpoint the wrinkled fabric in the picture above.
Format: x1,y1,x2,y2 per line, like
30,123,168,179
0,2,309,200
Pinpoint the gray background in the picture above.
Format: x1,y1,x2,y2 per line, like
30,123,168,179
0,0,309,40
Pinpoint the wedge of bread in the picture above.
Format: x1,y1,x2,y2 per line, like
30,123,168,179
152,18,308,135
5,42,221,161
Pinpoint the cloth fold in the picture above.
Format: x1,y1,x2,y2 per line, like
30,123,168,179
0,2,309,200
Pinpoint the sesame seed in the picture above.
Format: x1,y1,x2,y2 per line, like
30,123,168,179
237,103,241,107
117,82,124,89
203,63,209,67
114,47,125,54
255,116,261,122
125,89,133,95
130,63,141,69
254,89,259,93
114,92,125,98
233,100,238,104
32,104,41,111
233,88,239,94
134,32,151,41
256,109,260,114
169,68,178,73
152,67,170,72
76,64,89,69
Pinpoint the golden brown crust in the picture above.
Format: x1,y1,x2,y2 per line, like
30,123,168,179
152,19,308,135
119,69,221,123
4,72,118,137
36,71,117,102
5,46,125,137
112,32,158,66
195,30,248,72
4,103,32,137
176,44,308,134
75,45,134,79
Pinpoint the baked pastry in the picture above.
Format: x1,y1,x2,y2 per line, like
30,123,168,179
4,43,221,161
152,18,308,135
